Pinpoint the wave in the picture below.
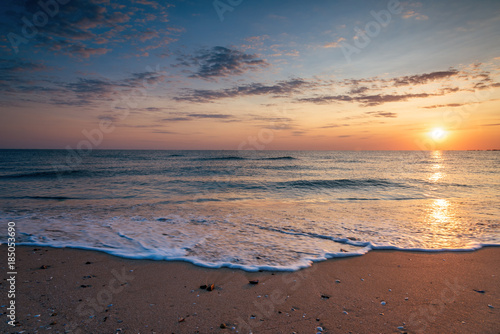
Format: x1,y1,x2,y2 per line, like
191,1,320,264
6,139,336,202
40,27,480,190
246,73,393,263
195,156,246,161
280,178,403,189
260,156,297,160
0,195,79,201
194,156,297,161
0,169,92,179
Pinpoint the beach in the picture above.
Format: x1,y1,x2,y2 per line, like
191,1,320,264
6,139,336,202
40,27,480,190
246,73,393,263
1,245,498,333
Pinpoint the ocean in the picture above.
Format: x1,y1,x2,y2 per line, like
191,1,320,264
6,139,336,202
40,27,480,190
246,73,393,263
0,149,499,271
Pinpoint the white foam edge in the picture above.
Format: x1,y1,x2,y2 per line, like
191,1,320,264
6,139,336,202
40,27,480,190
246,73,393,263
4,241,498,272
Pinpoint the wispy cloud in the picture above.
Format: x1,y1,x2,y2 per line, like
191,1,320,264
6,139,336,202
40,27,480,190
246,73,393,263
402,10,429,20
365,111,398,118
299,92,434,107
187,113,234,119
161,113,236,122
323,37,346,49
174,46,269,79
0,58,49,73
174,78,310,102
421,103,467,109
319,123,351,129
393,70,458,86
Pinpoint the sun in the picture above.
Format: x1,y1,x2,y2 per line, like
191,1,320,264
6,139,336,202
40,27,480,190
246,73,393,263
430,127,447,141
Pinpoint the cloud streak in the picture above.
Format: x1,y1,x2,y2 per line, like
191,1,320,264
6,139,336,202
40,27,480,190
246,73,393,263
174,46,269,79
171,68,486,107
161,113,235,122
174,78,310,102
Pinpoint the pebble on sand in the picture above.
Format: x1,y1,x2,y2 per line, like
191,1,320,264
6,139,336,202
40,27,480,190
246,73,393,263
249,280,259,285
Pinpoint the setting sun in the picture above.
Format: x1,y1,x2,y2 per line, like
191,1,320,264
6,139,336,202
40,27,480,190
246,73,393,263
430,127,447,141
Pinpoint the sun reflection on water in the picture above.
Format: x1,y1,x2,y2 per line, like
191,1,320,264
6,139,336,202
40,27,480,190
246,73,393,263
429,150,444,183
419,197,471,248
420,151,470,248
430,198,450,224
429,172,443,182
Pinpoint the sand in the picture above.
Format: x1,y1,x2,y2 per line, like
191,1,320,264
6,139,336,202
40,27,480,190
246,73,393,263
1,245,499,333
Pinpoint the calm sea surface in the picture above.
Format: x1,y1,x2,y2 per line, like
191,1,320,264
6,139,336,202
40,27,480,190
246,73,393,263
0,150,499,270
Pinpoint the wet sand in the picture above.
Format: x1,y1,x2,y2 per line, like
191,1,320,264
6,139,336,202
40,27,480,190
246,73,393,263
1,245,498,333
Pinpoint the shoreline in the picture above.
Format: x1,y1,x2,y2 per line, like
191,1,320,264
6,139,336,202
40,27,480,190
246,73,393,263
5,242,500,273
1,245,499,333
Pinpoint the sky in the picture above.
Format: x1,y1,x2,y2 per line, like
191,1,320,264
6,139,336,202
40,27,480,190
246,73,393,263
0,0,499,150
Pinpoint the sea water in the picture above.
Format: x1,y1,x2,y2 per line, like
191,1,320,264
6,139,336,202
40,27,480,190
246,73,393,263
0,150,498,271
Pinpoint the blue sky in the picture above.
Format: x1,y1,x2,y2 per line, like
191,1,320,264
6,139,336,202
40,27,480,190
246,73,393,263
1,0,499,149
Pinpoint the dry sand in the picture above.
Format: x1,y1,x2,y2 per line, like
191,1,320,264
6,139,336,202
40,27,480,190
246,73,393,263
1,245,499,333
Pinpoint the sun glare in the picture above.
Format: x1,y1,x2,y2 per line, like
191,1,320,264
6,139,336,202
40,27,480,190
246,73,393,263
430,127,447,141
